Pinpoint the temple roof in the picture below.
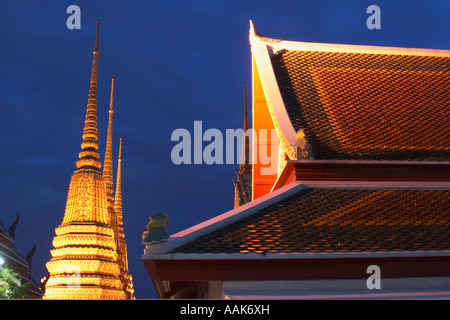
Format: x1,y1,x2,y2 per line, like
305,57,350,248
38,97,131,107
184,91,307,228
0,218,43,298
250,21,450,161
143,179,450,258
142,23,450,300
170,185,450,255
144,22,450,260
0,219,29,269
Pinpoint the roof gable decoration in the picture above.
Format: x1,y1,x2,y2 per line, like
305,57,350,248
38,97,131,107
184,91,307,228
249,20,297,145
249,21,317,180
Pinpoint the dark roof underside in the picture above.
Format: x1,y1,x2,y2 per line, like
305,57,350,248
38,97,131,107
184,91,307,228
271,50,450,161
171,187,450,254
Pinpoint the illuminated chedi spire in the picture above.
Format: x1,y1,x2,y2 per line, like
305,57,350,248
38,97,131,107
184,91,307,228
102,79,122,283
233,82,252,208
77,20,101,171
114,138,135,299
44,21,127,299
114,139,123,229
102,80,134,299
103,78,115,198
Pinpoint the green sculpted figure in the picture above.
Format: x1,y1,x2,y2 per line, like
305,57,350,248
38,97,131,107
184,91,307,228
142,211,169,244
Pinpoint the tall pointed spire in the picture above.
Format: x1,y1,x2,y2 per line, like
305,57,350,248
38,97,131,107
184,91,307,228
114,138,135,299
103,77,120,275
114,138,123,214
77,20,101,170
103,78,115,198
44,21,127,300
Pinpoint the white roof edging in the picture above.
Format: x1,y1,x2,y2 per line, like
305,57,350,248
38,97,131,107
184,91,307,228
249,22,297,147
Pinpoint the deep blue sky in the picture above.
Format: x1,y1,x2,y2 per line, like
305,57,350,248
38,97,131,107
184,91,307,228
0,1,449,299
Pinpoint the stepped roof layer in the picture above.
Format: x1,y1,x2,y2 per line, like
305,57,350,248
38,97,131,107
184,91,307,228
170,185,450,255
250,24,450,161
272,50,450,161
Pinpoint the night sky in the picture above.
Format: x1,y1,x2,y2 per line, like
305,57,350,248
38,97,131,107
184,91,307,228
1,1,449,299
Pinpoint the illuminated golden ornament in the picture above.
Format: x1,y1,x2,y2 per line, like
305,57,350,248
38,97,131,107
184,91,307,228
113,138,135,299
102,79,135,298
43,21,132,300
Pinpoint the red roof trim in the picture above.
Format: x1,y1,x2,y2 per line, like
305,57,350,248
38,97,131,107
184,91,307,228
144,255,450,298
273,160,450,191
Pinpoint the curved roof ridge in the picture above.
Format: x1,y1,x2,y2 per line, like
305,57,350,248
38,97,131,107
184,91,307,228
249,20,282,44
249,20,450,57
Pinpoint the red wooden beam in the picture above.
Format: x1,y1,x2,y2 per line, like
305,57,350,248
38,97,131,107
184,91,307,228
273,160,450,190
144,255,450,282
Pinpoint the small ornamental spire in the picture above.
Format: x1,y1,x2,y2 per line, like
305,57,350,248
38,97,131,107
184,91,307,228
113,138,135,299
94,19,100,53
243,82,250,166
234,81,253,208
77,20,101,170
7,215,19,240
103,78,115,199
114,138,123,215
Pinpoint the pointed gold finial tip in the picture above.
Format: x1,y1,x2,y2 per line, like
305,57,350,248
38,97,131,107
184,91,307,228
118,138,122,160
94,20,100,53
108,77,115,112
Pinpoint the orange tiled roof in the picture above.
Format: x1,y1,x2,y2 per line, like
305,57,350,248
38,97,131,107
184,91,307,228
271,50,450,160
170,187,450,254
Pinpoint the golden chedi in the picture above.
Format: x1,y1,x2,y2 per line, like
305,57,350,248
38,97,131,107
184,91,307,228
43,21,133,299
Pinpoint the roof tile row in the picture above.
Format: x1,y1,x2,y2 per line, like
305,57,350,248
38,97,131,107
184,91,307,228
271,50,450,161
171,188,450,254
